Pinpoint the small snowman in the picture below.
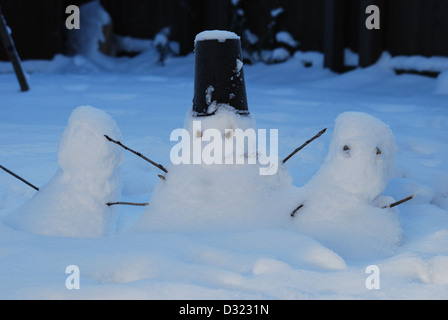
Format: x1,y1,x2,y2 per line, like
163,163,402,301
290,112,403,259
3,106,123,238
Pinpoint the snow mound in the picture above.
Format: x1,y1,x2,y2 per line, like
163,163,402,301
381,253,448,285
276,31,299,48
66,0,112,57
290,112,402,260
269,48,291,63
3,106,123,238
225,229,347,271
431,255,448,284
133,106,299,233
378,52,448,73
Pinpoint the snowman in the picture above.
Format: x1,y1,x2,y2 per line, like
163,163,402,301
290,112,403,259
132,31,296,234
3,106,123,238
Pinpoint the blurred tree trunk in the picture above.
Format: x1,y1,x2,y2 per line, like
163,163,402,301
358,0,384,67
173,0,195,56
324,0,346,72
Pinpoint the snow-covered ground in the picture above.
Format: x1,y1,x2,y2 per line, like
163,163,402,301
1,48,447,300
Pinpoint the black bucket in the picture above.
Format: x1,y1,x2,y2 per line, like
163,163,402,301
193,31,249,116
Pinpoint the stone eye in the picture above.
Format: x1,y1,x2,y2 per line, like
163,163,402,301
376,147,382,155
343,145,350,152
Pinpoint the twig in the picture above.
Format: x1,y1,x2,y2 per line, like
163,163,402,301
290,194,415,218
0,165,39,191
283,128,327,164
105,135,168,174
383,194,415,209
106,202,149,207
291,204,304,217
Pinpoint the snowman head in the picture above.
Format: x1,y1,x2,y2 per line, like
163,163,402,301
323,112,396,202
58,106,123,181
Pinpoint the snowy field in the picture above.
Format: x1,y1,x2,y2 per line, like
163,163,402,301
1,49,448,300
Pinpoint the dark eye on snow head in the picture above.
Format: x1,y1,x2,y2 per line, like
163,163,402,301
376,147,382,155
343,145,350,152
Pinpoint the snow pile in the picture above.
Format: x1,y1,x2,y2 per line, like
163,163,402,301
271,7,284,18
290,112,402,260
435,70,448,95
244,29,259,46
133,106,298,233
115,36,153,53
154,27,171,49
268,48,292,64
66,0,112,57
292,51,324,68
276,31,299,48
378,52,448,73
3,106,123,238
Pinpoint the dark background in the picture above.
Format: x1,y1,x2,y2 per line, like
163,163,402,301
1,0,447,72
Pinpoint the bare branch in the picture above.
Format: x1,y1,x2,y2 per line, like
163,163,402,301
383,194,415,209
106,202,149,207
0,165,39,191
283,128,327,164
291,204,304,217
105,135,168,174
